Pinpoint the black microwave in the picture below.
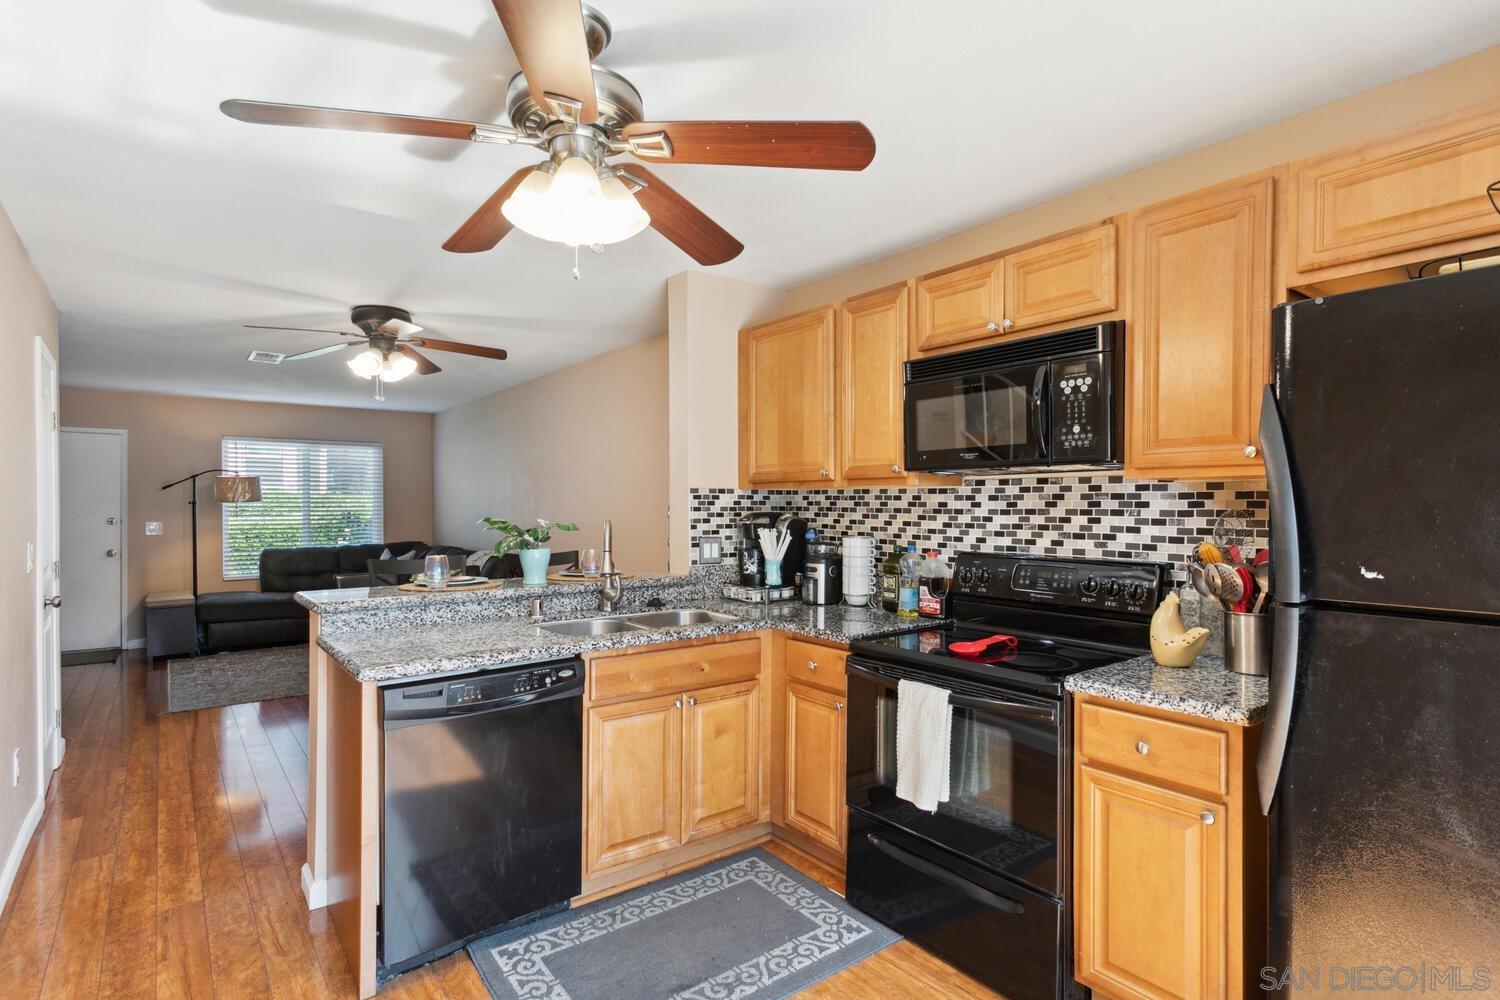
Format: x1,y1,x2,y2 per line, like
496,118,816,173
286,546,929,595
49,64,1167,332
903,322,1124,473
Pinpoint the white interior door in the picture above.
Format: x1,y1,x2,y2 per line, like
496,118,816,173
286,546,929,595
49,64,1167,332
59,429,125,652
35,340,64,774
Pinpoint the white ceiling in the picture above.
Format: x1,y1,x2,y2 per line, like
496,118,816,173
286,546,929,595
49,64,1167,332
3,1,1498,412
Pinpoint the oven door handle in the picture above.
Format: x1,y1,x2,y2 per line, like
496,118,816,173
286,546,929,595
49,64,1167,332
845,662,1058,723
866,832,1025,915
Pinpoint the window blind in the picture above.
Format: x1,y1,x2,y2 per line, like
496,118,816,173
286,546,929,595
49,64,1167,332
220,436,385,579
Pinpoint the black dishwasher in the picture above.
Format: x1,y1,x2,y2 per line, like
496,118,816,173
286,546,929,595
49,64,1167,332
379,659,583,975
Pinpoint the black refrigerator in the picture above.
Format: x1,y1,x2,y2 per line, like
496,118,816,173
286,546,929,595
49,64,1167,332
1258,264,1500,993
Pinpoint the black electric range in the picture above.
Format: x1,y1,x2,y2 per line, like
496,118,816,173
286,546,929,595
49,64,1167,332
844,552,1168,1000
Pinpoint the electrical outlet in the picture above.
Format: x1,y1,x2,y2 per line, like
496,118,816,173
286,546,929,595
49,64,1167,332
145,522,163,536
11,748,19,787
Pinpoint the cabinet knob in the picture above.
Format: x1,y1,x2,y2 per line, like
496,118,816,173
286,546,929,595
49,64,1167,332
1001,317,1015,331
687,695,697,708
836,702,844,713
819,468,829,478
674,699,683,709
1200,811,1216,826
1244,444,1258,459
1135,740,1150,756
807,660,818,671
890,464,901,474
986,320,998,333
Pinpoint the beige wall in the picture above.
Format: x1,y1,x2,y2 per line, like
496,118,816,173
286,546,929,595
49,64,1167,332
777,45,1500,315
59,388,435,640
666,272,781,570
0,200,59,909
434,335,670,575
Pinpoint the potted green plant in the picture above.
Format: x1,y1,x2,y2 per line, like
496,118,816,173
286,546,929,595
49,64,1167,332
480,517,579,587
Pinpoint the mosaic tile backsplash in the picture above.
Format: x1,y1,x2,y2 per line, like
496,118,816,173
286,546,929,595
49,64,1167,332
688,476,1268,583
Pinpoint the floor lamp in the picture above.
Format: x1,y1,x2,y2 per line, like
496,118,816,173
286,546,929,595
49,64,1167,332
160,469,262,596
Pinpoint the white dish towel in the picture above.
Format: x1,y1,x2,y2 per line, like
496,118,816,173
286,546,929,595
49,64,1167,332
895,678,952,812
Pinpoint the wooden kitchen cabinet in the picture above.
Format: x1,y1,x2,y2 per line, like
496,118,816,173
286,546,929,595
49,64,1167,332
1291,99,1500,275
1127,173,1274,479
586,692,684,874
1074,695,1264,1000
1002,222,1118,333
913,256,1004,353
783,680,846,854
739,306,837,487
583,637,770,885
913,221,1120,355
839,282,912,483
682,679,761,843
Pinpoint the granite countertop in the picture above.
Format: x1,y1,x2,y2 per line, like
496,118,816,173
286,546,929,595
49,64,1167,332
1064,652,1269,726
318,595,938,684
294,571,684,613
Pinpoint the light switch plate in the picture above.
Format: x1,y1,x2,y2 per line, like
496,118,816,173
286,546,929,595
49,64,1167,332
145,522,163,536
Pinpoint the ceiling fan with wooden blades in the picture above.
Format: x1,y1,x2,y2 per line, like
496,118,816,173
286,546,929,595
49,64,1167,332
221,1,875,268
248,304,507,400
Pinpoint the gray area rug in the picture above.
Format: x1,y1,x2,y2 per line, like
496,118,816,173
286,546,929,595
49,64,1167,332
467,848,899,1000
166,644,307,712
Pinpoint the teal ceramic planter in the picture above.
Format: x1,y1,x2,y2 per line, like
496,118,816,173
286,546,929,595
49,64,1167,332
518,547,551,587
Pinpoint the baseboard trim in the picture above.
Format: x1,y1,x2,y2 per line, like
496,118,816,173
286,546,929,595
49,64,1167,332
0,791,45,917
301,862,328,909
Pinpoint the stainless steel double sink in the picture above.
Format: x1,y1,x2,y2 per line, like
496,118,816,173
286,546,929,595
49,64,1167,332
539,608,739,637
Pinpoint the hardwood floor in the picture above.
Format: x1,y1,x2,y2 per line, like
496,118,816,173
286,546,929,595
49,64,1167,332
0,653,1002,998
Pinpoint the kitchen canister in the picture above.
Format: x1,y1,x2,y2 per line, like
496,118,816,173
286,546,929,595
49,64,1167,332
1223,611,1270,676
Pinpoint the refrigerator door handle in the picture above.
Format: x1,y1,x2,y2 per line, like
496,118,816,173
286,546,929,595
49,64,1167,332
1259,382,1301,604
1257,603,1300,815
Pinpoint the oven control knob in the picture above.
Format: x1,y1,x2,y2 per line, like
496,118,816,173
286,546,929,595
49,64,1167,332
1105,579,1122,597
1079,576,1100,595
978,568,992,585
958,566,974,587
1127,583,1147,603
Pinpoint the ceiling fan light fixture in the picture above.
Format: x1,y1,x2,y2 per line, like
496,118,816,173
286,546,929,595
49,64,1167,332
347,347,384,379
381,350,418,382
501,155,646,248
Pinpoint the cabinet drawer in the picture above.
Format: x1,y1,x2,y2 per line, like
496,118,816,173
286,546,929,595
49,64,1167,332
784,638,847,694
1078,701,1227,797
590,638,763,703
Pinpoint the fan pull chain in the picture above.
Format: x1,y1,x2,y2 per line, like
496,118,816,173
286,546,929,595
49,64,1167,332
374,374,385,402
572,244,581,281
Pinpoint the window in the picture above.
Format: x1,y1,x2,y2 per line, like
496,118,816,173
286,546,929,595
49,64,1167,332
220,436,384,579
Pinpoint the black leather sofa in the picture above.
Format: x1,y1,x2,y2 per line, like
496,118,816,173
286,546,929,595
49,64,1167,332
196,540,445,653
194,541,581,654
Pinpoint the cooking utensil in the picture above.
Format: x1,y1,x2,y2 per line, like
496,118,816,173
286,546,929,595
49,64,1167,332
1196,541,1225,565
1252,548,1270,568
1212,562,1244,607
1189,564,1211,599
1234,566,1255,613
948,633,1019,656
1252,563,1271,613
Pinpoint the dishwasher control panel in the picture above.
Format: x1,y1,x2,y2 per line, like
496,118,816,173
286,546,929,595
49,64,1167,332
382,660,585,723
446,663,581,707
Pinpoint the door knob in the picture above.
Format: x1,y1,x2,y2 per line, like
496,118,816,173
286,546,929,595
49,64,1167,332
890,464,901,474
687,696,697,708
1000,317,1015,331
1135,740,1150,756
43,595,62,609
106,549,118,558
986,320,998,333
807,660,817,671
835,702,844,713
1200,811,1216,826
1243,444,1258,458
674,699,683,709
819,468,829,478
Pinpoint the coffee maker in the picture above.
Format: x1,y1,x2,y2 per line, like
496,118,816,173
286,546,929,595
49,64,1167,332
737,511,808,586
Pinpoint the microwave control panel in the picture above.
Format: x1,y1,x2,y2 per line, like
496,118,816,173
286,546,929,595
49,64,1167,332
1050,355,1112,463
